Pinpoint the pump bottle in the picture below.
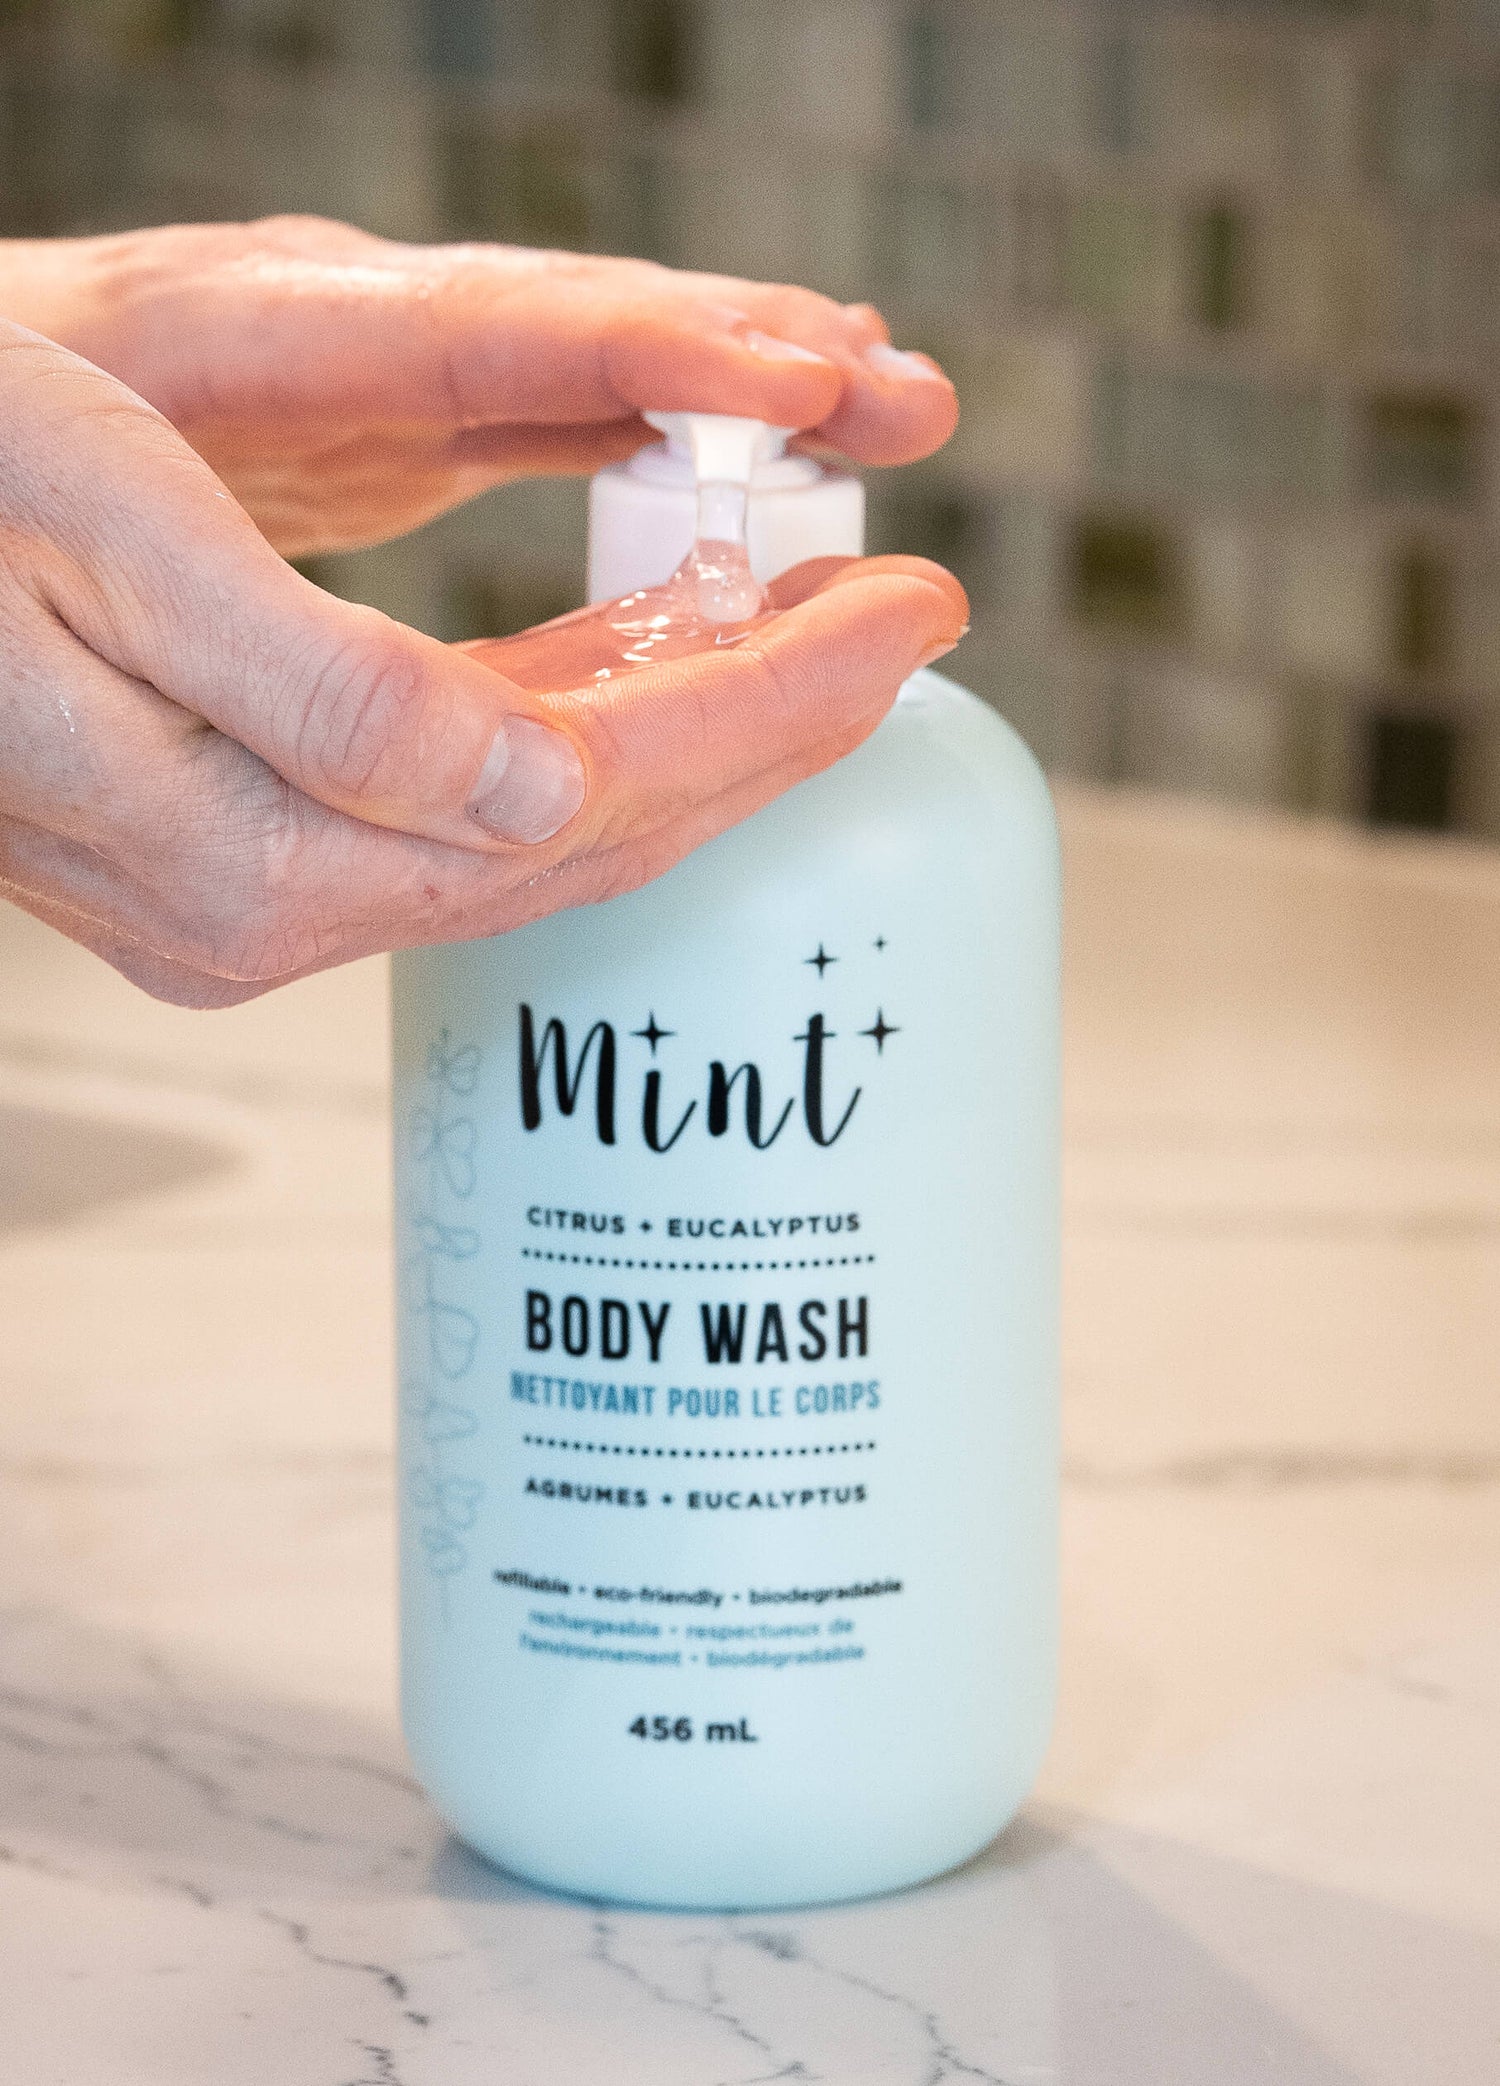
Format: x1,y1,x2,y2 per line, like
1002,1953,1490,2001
392,416,1059,1911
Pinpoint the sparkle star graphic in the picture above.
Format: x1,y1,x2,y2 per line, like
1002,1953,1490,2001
873,936,887,951
859,1010,900,1053
804,944,837,976
630,1013,674,1054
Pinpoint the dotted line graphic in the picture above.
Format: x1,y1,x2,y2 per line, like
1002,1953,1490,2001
521,1249,876,1272
523,1435,877,1459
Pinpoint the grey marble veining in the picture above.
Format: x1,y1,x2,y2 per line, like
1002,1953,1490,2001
1,1608,1493,2085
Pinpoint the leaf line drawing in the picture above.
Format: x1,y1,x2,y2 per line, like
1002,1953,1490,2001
404,1028,487,1598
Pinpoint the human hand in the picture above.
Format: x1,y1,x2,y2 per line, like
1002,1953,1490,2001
0,323,965,1007
0,218,958,557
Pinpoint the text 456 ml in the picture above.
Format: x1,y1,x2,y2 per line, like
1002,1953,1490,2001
628,1715,760,1744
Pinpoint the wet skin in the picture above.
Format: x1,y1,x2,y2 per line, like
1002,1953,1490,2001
0,219,966,1005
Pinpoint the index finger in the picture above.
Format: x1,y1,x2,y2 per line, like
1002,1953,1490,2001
117,230,959,469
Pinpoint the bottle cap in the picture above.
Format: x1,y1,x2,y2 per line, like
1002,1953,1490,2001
587,413,865,604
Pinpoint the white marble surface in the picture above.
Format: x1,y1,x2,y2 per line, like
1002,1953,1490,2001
1,785,1497,2084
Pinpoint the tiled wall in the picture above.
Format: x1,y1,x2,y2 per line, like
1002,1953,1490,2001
6,0,1500,831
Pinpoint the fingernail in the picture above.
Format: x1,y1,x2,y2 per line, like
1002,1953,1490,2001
914,606,968,669
470,716,586,844
743,329,834,366
864,342,949,383
917,630,964,669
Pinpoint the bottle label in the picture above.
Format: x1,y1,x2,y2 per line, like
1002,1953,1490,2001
400,960,907,1669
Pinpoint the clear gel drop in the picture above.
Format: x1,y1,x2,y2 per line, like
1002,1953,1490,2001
593,470,769,681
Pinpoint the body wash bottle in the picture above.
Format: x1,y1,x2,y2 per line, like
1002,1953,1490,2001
392,416,1060,1911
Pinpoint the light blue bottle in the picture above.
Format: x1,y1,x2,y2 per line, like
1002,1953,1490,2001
392,422,1059,1910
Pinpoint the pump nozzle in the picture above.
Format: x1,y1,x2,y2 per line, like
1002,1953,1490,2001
586,409,864,607
636,413,780,624
641,412,792,487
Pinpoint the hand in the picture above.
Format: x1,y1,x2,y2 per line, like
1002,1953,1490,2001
0,218,958,556
0,322,966,1007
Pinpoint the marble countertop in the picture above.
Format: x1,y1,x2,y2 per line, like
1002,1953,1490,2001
1,785,1497,2085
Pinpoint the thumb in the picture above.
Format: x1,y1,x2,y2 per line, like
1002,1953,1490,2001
167,578,590,849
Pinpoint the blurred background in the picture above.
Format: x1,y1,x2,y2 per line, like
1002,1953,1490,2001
4,0,1500,835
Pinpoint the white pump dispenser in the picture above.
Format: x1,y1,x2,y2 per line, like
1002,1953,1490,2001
637,413,782,598
393,411,1060,1912
641,409,788,487
588,412,864,603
